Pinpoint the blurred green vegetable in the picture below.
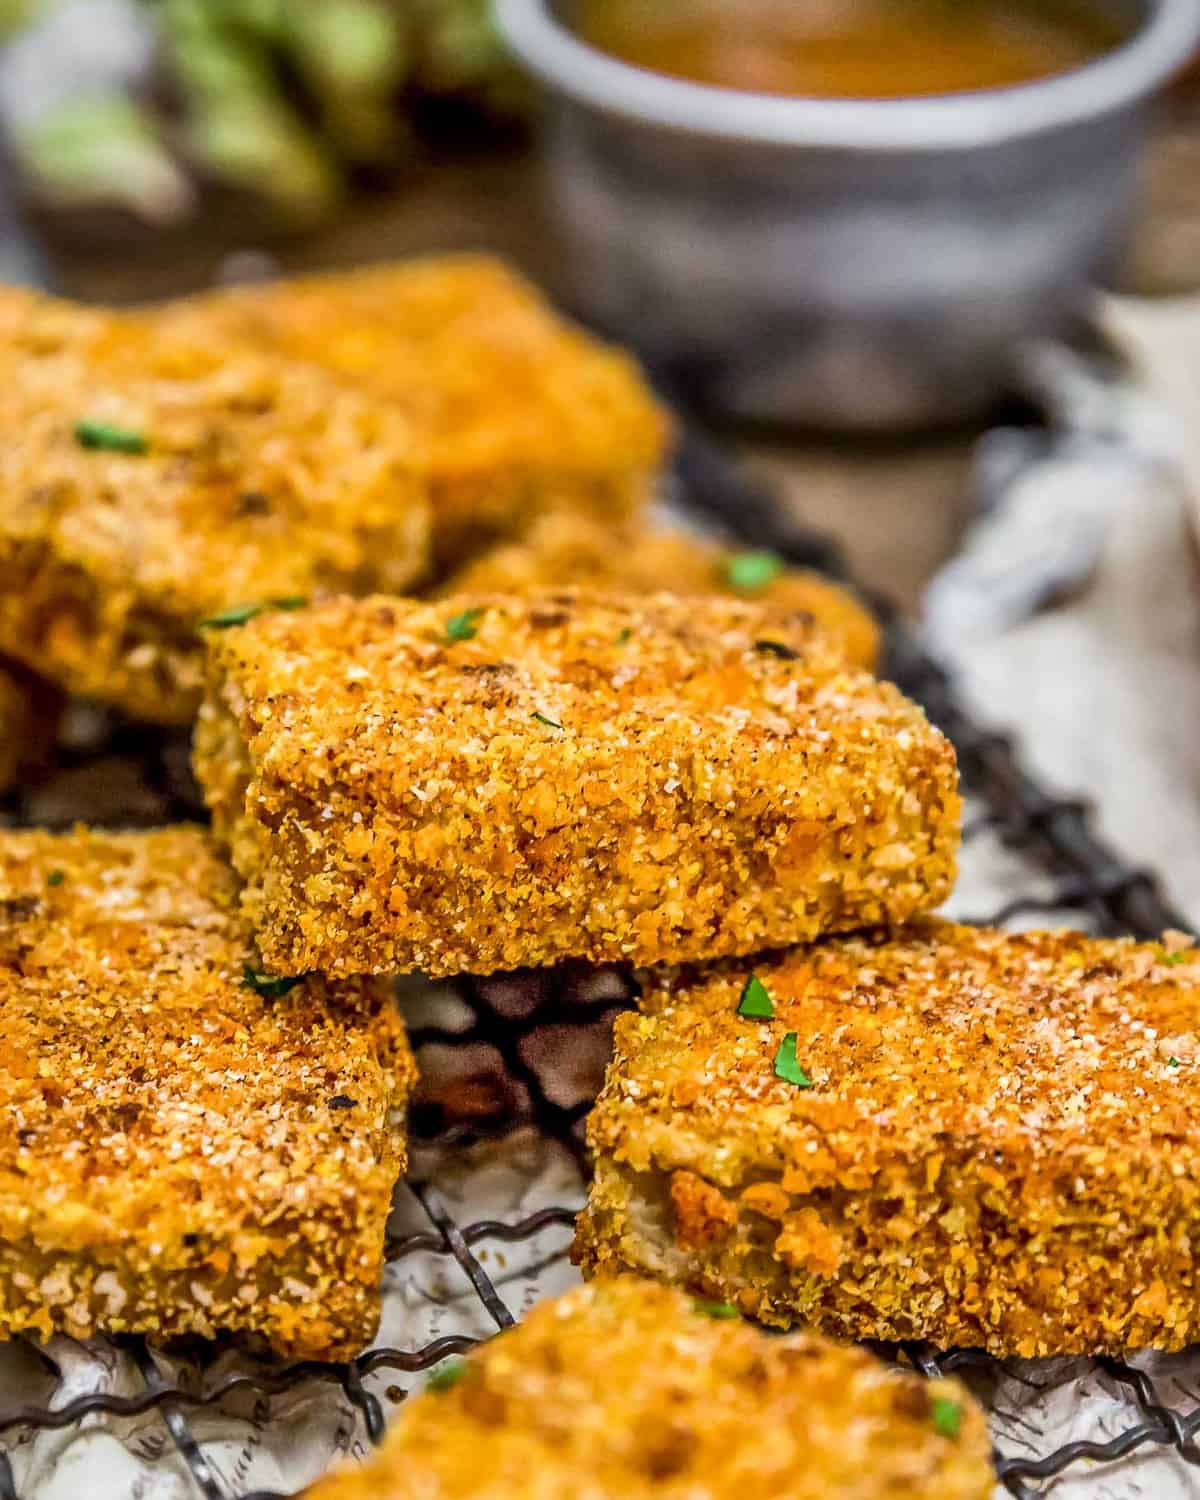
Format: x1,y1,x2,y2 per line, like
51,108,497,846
15,93,193,221
1,0,532,232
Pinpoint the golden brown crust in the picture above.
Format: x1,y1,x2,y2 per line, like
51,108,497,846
575,920,1200,1357
439,515,880,671
306,1277,993,1499
194,590,959,978
0,285,429,724
159,256,672,565
0,824,414,1359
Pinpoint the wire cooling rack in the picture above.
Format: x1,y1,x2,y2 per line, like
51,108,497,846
0,426,1197,1500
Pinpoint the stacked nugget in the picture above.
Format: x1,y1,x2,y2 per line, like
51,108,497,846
0,259,676,1365
7,253,1191,1497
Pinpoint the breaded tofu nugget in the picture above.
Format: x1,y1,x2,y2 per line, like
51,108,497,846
576,920,1200,1358
0,825,414,1359
306,1277,993,1500
439,514,880,672
0,285,429,724
194,592,959,979
160,256,671,566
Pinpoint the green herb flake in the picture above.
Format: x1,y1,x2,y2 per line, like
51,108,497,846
46,869,65,887
616,626,633,645
693,1299,740,1319
725,550,784,594
427,1356,467,1392
199,597,307,630
243,966,307,998
737,974,774,1019
1161,950,1190,966
773,1032,813,1089
74,419,148,454
931,1395,965,1440
1169,1057,1181,1069
531,711,564,731
444,607,485,643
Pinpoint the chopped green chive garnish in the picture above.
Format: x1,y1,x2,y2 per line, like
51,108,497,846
1169,1057,1181,1069
243,967,307,998
737,975,774,1019
753,638,799,661
46,869,65,887
616,626,633,645
773,1033,813,1089
531,711,564,730
725,550,783,593
200,597,306,629
427,1356,467,1391
1161,950,1190,966
931,1395,965,1439
74,419,148,454
693,1299,739,1319
444,607,485,643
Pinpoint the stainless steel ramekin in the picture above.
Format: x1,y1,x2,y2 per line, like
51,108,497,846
499,0,1200,429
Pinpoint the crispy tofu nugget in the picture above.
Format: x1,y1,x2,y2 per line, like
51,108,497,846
576,920,1200,1358
194,591,959,978
161,256,671,565
439,514,880,672
0,825,414,1359
307,1277,993,1500
0,285,429,724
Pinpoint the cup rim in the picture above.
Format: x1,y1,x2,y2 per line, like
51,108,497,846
497,0,1200,149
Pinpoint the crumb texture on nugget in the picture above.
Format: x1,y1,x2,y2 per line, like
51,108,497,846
0,285,429,724
576,920,1200,1357
439,513,880,671
0,825,414,1359
306,1277,993,1499
195,591,959,978
161,255,671,564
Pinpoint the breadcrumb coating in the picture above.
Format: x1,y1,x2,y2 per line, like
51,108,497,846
159,255,671,565
0,825,414,1359
438,514,880,671
194,591,959,978
307,1277,993,1499
576,920,1200,1357
0,285,429,724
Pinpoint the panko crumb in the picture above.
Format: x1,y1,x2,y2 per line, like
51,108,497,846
158,255,672,567
0,825,414,1359
438,513,880,672
194,590,959,978
576,919,1200,1357
0,284,430,724
306,1277,993,1499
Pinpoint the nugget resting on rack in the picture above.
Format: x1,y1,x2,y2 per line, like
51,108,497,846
438,514,880,671
0,285,429,724
306,1276,993,1499
159,255,671,566
0,825,414,1359
575,919,1200,1358
194,591,959,978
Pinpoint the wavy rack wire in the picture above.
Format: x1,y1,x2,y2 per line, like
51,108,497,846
0,424,1195,1500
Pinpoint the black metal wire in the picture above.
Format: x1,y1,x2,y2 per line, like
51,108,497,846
0,426,1196,1499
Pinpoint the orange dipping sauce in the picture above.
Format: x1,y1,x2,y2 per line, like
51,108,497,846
573,0,1126,98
